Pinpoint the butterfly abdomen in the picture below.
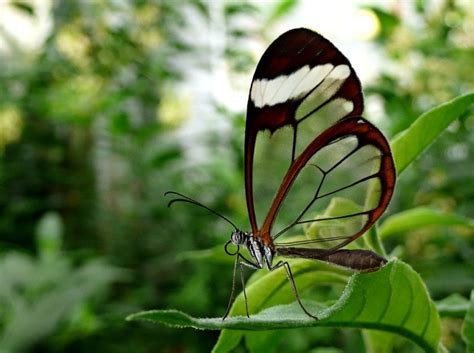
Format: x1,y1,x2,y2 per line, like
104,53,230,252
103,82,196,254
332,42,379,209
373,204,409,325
276,247,387,271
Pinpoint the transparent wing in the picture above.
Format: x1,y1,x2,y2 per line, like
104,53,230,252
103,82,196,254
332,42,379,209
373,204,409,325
244,28,368,245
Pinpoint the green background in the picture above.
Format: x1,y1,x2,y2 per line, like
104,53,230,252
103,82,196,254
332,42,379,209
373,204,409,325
0,1,473,352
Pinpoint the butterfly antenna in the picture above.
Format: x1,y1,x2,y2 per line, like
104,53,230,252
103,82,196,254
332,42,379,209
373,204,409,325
164,191,238,231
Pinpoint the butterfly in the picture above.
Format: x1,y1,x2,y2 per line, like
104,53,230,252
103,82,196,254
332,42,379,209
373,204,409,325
166,28,396,319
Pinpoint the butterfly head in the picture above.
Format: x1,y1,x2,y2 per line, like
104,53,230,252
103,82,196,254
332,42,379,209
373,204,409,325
230,230,248,245
224,230,250,256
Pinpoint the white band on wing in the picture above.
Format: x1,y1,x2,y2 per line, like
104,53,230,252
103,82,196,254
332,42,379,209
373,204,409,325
250,64,350,109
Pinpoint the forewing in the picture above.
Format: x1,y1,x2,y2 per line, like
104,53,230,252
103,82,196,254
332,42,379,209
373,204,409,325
244,28,364,242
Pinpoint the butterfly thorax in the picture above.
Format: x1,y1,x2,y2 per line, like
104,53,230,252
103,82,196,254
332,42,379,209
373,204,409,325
230,230,275,270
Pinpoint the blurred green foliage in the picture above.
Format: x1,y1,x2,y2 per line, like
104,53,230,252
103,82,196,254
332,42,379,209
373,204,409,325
0,0,472,352
0,211,124,353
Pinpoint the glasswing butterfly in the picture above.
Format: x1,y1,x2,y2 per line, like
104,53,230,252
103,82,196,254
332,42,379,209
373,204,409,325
166,28,396,319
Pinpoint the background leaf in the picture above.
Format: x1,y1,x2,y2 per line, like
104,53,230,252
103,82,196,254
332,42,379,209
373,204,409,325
435,294,470,318
379,207,474,239
391,92,474,175
461,291,474,352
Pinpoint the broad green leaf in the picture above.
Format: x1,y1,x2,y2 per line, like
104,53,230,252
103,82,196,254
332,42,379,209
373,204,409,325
391,92,474,175
379,207,474,239
462,290,474,352
127,260,440,352
435,294,470,318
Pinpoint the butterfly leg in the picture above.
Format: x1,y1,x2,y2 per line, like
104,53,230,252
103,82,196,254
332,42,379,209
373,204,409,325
222,255,239,320
270,261,319,319
239,261,250,318
223,253,260,320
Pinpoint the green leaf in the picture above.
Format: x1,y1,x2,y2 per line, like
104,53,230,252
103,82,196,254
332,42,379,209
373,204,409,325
379,207,474,239
177,245,253,266
304,197,363,245
10,1,35,16
435,293,470,318
364,6,400,41
149,147,182,167
462,290,474,352
266,0,298,24
391,92,474,175
35,212,64,259
363,330,398,353
0,257,123,352
127,260,440,352
177,244,230,263
303,197,386,255
245,331,281,353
